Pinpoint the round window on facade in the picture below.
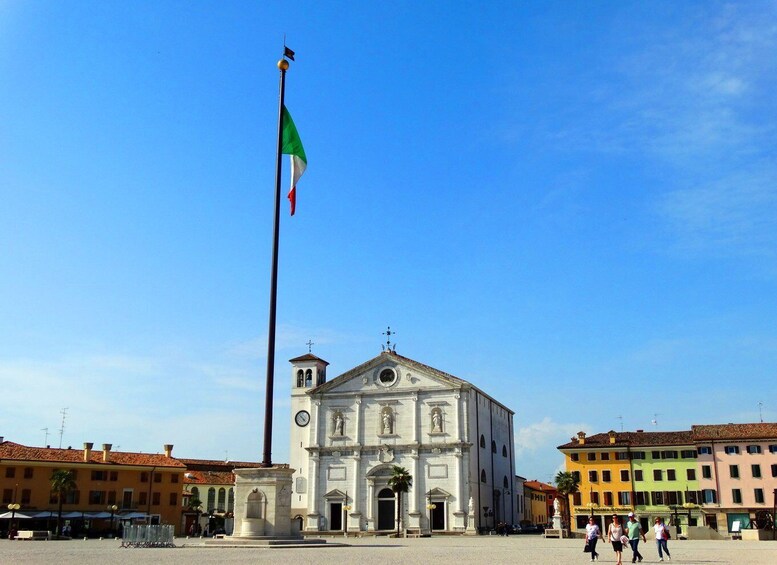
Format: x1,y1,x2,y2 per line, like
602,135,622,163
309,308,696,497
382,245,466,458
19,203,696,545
378,368,397,387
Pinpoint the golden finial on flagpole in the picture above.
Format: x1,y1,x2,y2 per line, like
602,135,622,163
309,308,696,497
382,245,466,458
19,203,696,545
278,59,289,71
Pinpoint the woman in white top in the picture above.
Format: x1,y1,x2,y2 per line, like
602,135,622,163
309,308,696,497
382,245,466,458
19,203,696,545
585,517,601,562
607,514,624,565
653,517,671,561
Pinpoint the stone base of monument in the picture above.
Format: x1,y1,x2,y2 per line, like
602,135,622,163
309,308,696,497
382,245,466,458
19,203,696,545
204,466,339,548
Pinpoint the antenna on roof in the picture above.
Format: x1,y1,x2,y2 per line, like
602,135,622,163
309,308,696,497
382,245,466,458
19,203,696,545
758,401,764,423
42,427,49,446
58,408,68,448
617,416,623,432
651,413,660,428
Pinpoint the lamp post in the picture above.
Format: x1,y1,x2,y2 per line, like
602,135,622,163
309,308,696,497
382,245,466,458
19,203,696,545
195,505,203,536
108,504,118,537
426,493,437,537
342,497,351,538
682,502,697,530
8,502,21,537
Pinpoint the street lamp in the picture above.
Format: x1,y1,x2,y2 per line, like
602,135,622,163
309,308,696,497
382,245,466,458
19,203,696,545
342,502,351,537
483,506,494,532
426,501,437,536
108,504,118,537
195,505,203,536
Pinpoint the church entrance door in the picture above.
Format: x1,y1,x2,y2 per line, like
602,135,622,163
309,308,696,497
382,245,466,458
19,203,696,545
377,488,395,531
330,502,343,531
431,501,445,530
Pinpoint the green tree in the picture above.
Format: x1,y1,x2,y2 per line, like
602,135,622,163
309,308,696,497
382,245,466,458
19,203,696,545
554,470,580,530
388,465,413,537
50,469,77,537
187,496,203,535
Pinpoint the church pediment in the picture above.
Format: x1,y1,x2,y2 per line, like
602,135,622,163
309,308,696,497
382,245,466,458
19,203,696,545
427,487,452,498
323,488,347,500
311,351,468,396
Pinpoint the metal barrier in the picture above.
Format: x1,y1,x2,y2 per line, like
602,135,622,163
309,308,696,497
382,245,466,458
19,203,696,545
120,525,176,548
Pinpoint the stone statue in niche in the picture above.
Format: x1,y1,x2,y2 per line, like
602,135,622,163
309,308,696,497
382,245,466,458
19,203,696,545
334,413,344,436
382,410,393,434
431,410,442,432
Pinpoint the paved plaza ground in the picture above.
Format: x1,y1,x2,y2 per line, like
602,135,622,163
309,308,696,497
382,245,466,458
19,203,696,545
2,535,776,565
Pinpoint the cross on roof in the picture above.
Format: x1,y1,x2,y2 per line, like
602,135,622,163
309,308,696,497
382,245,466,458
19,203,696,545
306,340,314,353
382,326,396,352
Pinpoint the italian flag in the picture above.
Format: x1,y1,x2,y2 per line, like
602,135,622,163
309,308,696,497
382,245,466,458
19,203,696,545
281,105,307,216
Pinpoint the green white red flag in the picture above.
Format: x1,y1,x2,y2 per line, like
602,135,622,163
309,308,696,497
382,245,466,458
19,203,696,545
281,105,307,215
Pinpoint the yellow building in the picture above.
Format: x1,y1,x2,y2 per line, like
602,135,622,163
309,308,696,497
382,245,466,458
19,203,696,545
523,480,549,525
0,438,185,536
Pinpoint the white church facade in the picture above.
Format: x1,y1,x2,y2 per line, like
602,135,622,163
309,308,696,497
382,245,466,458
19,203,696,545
288,349,517,534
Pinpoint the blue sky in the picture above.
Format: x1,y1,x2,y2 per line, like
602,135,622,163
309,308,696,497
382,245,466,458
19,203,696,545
1,1,776,483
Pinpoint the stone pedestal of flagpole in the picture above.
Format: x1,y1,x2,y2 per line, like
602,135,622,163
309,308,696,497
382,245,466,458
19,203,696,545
204,466,334,547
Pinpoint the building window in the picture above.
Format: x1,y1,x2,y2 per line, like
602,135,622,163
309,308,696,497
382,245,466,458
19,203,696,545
502,445,507,457
378,368,396,387
653,470,662,481
171,474,179,483
3,489,13,503
681,450,697,459
305,369,313,387
5,467,15,478
21,489,31,504
587,453,596,461
218,488,226,512
492,441,497,454
702,489,717,504
601,452,610,461
571,453,579,462
667,469,676,481
730,465,739,479
772,464,777,478
89,490,106,504
602,470,611,482
666,491,679,505
702,465,712,479
625,451,641,460
619,491,631,505
651,451,660,460
480,470,487,483
154,473,162,483
170,492,178,506
503,476,509,489
573,492,581,505
635,492,648,505
724,446,740,455
207,488,216,511
152,492,161,506
662,451,678,459
651,491,664,505
769,445,777,454
755,489,765,504
620,470,629,482
603,492,612,506
685,490,699,504
589,470,598,482
108,490,116,504
591,492,600,504
140,472,149,483
746,445,762,454
698,446,712,455
110,471,118,482
296,369,304,387
732,489,742,504
139,492,148,505
752,464,762,478
24,467,33,479
572,471,581,482
687,469,696,480
480,435,486,449
91,470,107,481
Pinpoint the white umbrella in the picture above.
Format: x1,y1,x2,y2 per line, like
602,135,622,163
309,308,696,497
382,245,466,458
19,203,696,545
85,512,113,519
60,511,83,519
0,511,34,519
32,511,57,518
118,512,148,519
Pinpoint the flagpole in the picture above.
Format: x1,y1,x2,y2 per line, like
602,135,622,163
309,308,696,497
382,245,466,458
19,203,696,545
262,56,289,467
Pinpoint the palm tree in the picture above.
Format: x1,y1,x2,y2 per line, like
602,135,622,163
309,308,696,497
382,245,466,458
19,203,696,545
554,470,580,530
388,465,413,537
187,496,203,535
50,469,77,537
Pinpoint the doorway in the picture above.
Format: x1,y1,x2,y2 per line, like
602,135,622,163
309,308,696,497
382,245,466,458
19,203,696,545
431,501,445,530
377,488,395,531
330,502,343,531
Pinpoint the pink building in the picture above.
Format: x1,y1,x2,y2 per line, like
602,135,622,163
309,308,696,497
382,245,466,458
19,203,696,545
693,423,777,533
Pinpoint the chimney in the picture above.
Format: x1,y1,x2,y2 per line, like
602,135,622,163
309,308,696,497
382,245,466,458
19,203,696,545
0,436,4,443
608,430,617,444
102,443,112,462
83,442,94,462
577,431,586,445
636,429,644,433
163,444,173,458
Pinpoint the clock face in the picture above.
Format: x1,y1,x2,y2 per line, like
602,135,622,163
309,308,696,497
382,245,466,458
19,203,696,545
295,410,310,427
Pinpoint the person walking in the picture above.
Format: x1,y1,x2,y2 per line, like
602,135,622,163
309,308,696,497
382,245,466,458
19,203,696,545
626,512,646,563
607,514,625,565
653,517,672,561
585,517,601,562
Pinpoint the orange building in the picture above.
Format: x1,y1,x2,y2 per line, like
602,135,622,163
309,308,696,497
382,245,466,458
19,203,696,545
0,438,185,536
523,480,554,526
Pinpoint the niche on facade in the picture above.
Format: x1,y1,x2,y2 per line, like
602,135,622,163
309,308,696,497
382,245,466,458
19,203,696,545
245,489,266,519
378,406,396,437
330,410,346,440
